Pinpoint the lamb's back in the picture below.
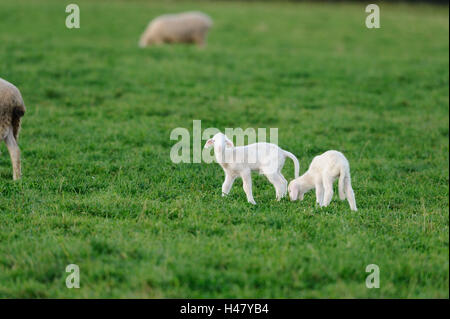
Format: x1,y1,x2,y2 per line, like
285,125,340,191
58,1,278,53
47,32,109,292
310,150,348,175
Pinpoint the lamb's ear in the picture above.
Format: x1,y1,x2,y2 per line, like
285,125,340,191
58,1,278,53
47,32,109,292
204,138,214,148
225,138,234,147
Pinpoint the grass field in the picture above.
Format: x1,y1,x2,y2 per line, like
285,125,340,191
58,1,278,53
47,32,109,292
0,0,448,298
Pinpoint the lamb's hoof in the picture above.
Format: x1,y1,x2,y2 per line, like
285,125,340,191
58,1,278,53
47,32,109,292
248,200,257,205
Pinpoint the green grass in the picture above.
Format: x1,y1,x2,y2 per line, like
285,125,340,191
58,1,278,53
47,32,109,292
0,0,448,298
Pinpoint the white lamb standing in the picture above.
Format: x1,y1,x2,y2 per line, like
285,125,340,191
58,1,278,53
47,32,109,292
204,132,300,205
139,11,213,47
288,150,357,211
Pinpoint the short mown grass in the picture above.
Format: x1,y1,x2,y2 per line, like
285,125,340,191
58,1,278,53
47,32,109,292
0,0,448,298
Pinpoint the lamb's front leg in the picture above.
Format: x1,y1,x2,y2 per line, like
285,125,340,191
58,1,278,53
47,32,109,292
241,170,256,205
322,174,334,207
222,173,236,196
315,181,324,206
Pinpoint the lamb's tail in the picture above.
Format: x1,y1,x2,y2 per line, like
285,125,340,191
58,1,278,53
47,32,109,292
12,104,25,141
283,150,300,178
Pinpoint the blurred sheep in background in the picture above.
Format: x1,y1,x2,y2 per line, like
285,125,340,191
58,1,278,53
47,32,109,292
139,11,213,47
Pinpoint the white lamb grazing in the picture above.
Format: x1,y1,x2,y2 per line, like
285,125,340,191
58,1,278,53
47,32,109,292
204,132,300,205
288,150,357,211
139,11,213,47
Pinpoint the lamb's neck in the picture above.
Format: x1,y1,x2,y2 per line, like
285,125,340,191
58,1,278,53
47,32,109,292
214,146,223,163
214,144,228,163
300,171,316,192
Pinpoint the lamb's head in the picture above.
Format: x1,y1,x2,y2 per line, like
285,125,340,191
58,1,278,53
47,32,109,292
204,132,234,149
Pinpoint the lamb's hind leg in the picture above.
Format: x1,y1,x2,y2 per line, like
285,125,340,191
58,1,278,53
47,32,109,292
345,177,358,211
5,128,21,180
266,172,287,201
241,170,256,205
279,173,288,198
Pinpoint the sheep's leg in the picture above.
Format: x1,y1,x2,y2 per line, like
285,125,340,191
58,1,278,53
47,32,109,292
322,174,334,207
5,129,21,180
279,173,288,198
193,33,205,47
241,170,256,205
152,38,164,46
195,38,205,47
265,173,282,200
315,181,324,206
345,177,358,211
266,173,287,201
222,174,236,196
